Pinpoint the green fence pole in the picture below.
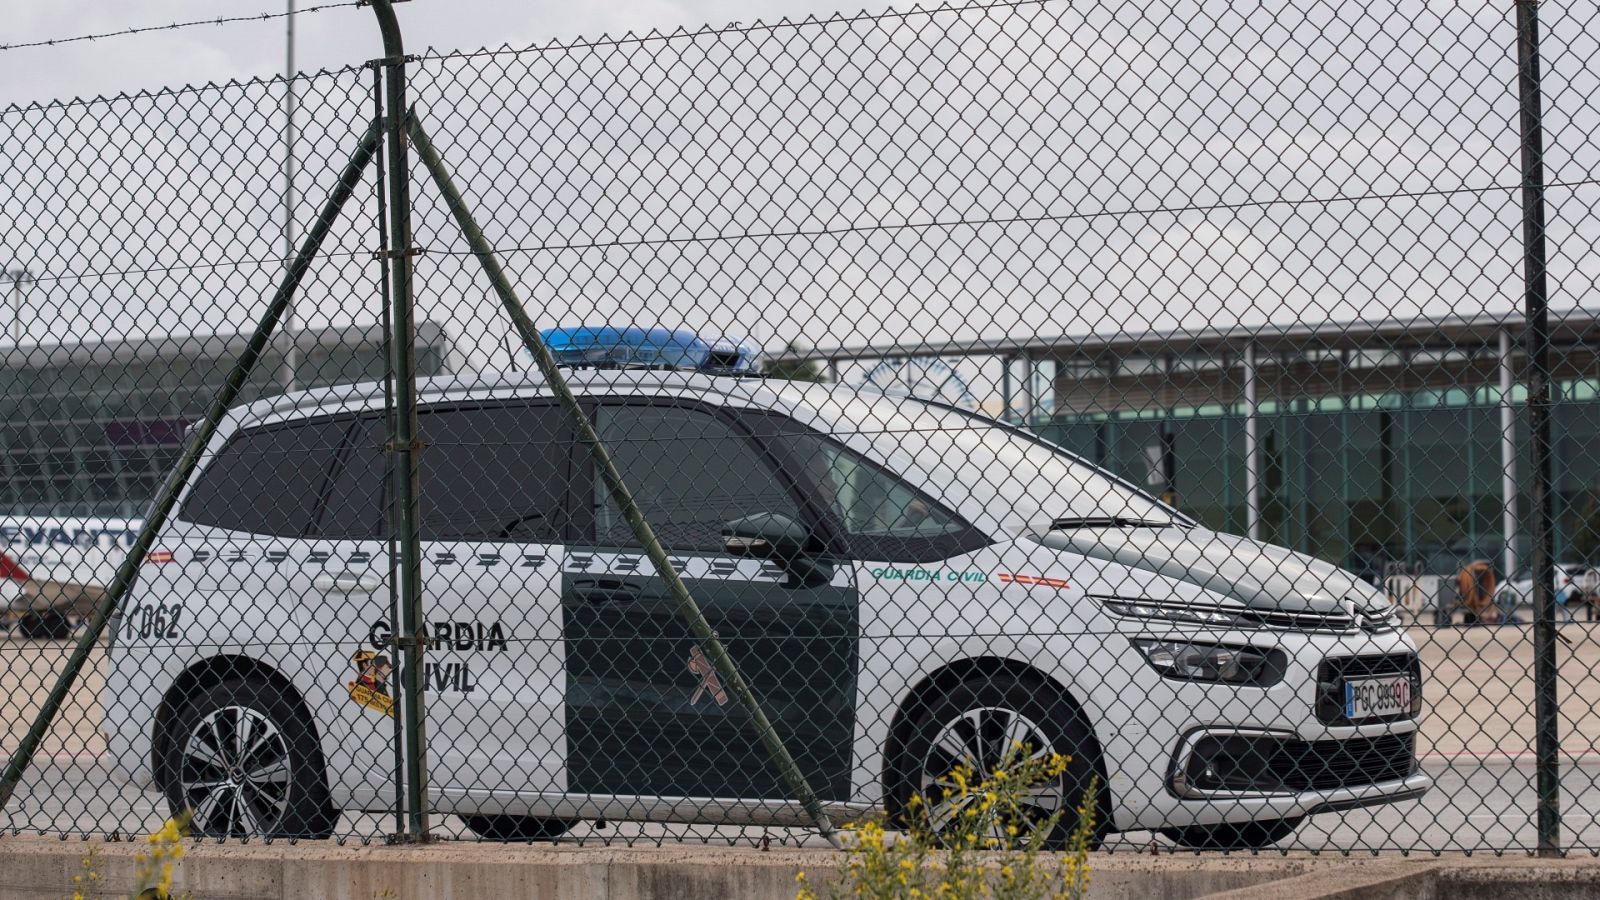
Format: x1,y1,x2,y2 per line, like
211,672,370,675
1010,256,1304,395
1515,0,1561,858
363,0,431,843
0,119,383,814
405,111,842,849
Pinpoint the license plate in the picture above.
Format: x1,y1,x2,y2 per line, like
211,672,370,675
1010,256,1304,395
1344,676,1413,719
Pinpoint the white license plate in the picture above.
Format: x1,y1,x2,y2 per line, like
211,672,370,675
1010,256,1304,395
1344,676,1413,719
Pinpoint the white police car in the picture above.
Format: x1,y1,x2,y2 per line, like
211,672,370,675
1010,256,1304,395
102,328,1428,849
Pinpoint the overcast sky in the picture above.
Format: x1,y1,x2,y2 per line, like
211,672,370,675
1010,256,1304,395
0,0,865,107
2,0,1597,412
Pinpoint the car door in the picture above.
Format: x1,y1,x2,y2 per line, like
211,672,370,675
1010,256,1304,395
410,401,572,798
563,400,859,803
312,401,573,806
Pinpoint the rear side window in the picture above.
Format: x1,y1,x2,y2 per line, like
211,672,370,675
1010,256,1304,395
319,416,387,540
418,402,568,543
180,416,350,537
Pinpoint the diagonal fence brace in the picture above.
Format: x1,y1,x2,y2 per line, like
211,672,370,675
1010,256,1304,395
404,109,843,849
0,118,386,814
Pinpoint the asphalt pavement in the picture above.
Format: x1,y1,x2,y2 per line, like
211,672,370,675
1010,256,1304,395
5,624,1600,851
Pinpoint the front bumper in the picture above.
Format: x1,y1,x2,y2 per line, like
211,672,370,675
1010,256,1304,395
1096,623,1430,831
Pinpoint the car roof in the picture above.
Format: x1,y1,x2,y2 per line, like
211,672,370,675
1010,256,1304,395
228,367,903,435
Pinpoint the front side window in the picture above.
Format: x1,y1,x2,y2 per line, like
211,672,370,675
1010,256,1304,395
594,403,798,552
748,413,989,562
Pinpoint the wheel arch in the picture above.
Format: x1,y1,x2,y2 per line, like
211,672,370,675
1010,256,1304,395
882,655,1113,826
151,654,327,792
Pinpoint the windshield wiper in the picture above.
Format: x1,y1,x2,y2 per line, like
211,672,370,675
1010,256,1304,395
1050,516,1172,530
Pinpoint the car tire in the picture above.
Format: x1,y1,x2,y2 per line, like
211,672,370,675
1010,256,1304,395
460,814,573,842
159,677,338,839
17,610,72,640
1160,817,1302,850
887,672,1109,849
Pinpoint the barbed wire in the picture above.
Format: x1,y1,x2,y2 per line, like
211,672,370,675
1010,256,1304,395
0,1,362,53
414,0,1054,64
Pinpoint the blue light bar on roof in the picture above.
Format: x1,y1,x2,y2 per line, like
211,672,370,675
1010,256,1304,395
537,325,759,372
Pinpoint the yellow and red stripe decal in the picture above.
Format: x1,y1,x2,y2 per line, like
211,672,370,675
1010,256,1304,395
997,572,1069,590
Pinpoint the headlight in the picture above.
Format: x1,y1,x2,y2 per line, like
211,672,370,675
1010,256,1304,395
1131,639,1287,686
1096,596,1245,627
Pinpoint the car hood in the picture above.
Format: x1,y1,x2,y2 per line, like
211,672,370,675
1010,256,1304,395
1034,525,1389,616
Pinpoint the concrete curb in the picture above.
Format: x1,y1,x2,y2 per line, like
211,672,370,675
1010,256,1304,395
0,837,1596,899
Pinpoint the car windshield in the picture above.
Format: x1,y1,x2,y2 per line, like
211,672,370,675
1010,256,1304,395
817,387,1187,529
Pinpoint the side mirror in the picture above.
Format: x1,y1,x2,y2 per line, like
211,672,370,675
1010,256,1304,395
722,513,831,589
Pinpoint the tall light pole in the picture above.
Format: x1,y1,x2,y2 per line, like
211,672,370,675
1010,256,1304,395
3,268,32,344
281,0,299,391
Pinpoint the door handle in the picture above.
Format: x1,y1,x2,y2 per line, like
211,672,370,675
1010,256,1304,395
571,577,642,604
314,571,383,594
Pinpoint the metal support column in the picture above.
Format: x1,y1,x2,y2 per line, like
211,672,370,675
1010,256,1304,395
1020,352,1034,426
366,0,430,842
1001,355,1014,423
1244,342,1262,541
1515,0,1561,857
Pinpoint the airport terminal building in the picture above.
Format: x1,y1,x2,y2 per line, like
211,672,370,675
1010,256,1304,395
0,322,448,519
799,311,1600,583
14,309,1600,584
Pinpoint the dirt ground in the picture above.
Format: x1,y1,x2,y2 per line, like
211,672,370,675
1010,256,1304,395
0,638,106,758
2,625,1597,764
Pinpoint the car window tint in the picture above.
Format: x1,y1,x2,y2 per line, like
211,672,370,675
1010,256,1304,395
180,416,349,537
319,415,387,540
419,402,566,543
745,412,989,563
594,404,796,552
809,443,966,540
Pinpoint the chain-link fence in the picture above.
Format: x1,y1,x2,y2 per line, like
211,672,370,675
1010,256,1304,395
0,0,1597,855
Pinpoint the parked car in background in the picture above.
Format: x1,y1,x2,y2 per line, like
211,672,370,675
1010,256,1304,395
0,516,141,638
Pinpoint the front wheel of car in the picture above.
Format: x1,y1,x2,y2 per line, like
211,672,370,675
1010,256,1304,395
460,814,573,842
1160,817,1302,850
887,672,1108,850
160,677,338,839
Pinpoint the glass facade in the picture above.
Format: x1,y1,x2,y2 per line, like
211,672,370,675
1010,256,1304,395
0,334,447,518
1037,379,1600,584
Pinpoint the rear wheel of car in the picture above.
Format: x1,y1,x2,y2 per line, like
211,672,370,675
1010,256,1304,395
887,672,1108,849
160,677,338,839
1160,817,1302,850
460,814,573,842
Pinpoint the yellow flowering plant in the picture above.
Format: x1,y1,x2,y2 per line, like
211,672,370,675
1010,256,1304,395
131,812,191,900
797,743,1095,900
69,845,103,900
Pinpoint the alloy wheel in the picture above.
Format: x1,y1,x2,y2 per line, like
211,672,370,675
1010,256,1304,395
177,705,291,836
916,705,1065,839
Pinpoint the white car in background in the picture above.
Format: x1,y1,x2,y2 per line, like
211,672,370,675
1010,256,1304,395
100,330,1430,850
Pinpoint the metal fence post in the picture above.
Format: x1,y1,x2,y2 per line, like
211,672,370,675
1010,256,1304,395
1515,0,1561,858
405,112,843,849
0,120,383,814
365,0,431,843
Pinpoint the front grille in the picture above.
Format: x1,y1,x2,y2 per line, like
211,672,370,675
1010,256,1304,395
1097,596,1399,634
1172,732,1416,796
1316,653,1423,725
